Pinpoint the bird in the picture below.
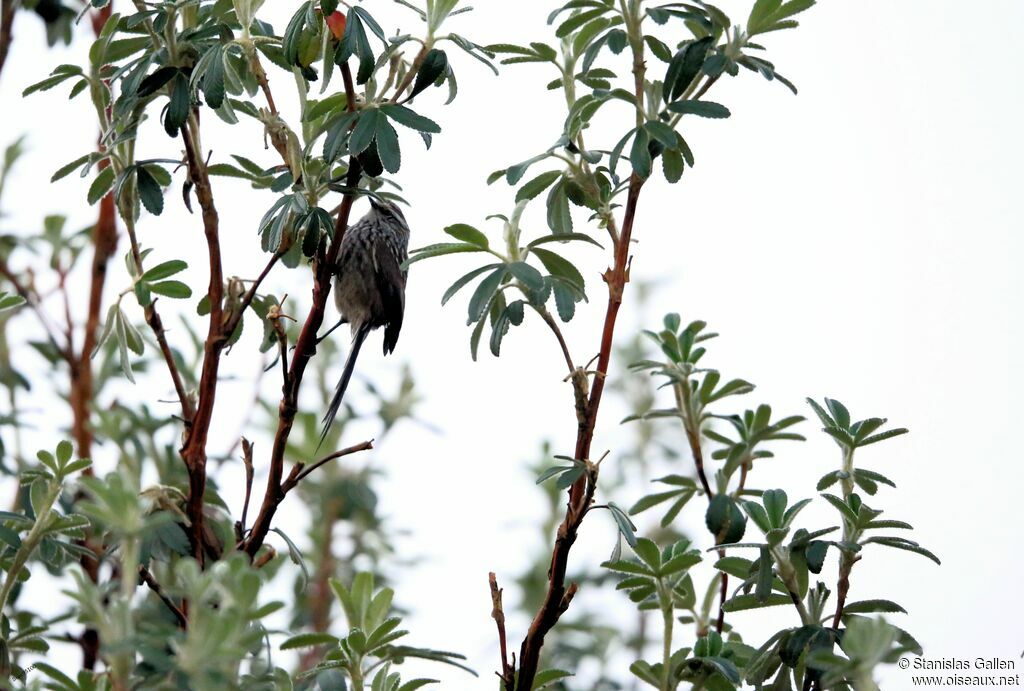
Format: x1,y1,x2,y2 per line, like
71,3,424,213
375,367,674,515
319,196,409,446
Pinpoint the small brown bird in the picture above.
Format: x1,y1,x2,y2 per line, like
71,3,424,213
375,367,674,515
319,197,409,445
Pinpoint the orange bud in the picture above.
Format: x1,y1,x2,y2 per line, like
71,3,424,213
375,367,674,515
326,11,346,40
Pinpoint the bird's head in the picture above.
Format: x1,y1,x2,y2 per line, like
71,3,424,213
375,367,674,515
369,196,409,232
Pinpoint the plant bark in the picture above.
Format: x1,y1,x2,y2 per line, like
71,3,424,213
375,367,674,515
515,174,644,690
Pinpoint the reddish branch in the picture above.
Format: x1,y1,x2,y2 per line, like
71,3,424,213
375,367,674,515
241,64,363,559
830,550,860,629
69,148,118,672
178,119,223,564
390,45,429,103
513,174,644,690
0,0,15,81
70,4,116,670
281,440,374,493
490,572,514,691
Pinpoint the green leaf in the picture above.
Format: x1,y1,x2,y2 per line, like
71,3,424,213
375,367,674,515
381,104,441,133
553,283,576,322
841,599,906,615
713,556,753,579
532,669,573,689
545,179,572,234
632,538,661,570
141,260,187,282
664,37,713,102
865,536,940,565
281,632,341,650
33,663,77,688
164,72,191,137
742,500,771,534
805,540,828,574
825,398,851,428
761,489,787,528
410,48,448,98
113,308,136,383
629,490,681,515
816,470,841,491
629,128,652,179
556,8,610,38
490,300,525,357
516,170,562,202
820,493,858,523
200,46,226,109
87,166,115,205
349,109,380,156
149,280,192,299
607,501,637,547
722,593,793,612
466,267,506,323
441,264,501,306
0,292,25,313
527,233,604,250
507,262,545,292
51,153,94,182
375,118,401,174
667,100,731,118
858,428,909,447
707,495,746,544
443,223,489,249
136,166,164,215
404,242,485,268
531,248,584,293
272,526,311,588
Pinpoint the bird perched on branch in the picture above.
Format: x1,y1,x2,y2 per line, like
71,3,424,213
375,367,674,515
319,197,409,445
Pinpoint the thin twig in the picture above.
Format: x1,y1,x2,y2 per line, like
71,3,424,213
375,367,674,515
238,438,255,536
138,565,188,629
536,306,575,374
490,572,515,691
119,198,195,420
222,251,282,339
692,74,720,101
390,44,430,103
253,546,277,569
281,440,374,493
0,260,74,362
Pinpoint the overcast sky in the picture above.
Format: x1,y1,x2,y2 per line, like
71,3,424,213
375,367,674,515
1,1,1022,688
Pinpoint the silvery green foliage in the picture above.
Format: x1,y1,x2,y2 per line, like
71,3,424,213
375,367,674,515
7,0,479,687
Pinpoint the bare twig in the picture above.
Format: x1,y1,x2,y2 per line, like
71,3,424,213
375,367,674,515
144,301,194,418
138,565,188,630
237,438,255,538
490,572,515,691
222,251,282,338
536,306,575,374
281,440,374,494
0,260,74,362
253,545,277,569
119,200,195,420
267,298,293,391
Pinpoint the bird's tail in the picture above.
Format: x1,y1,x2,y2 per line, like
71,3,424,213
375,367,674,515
318,322,371,449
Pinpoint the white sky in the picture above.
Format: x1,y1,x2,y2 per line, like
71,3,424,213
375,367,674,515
1,1,1022,688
